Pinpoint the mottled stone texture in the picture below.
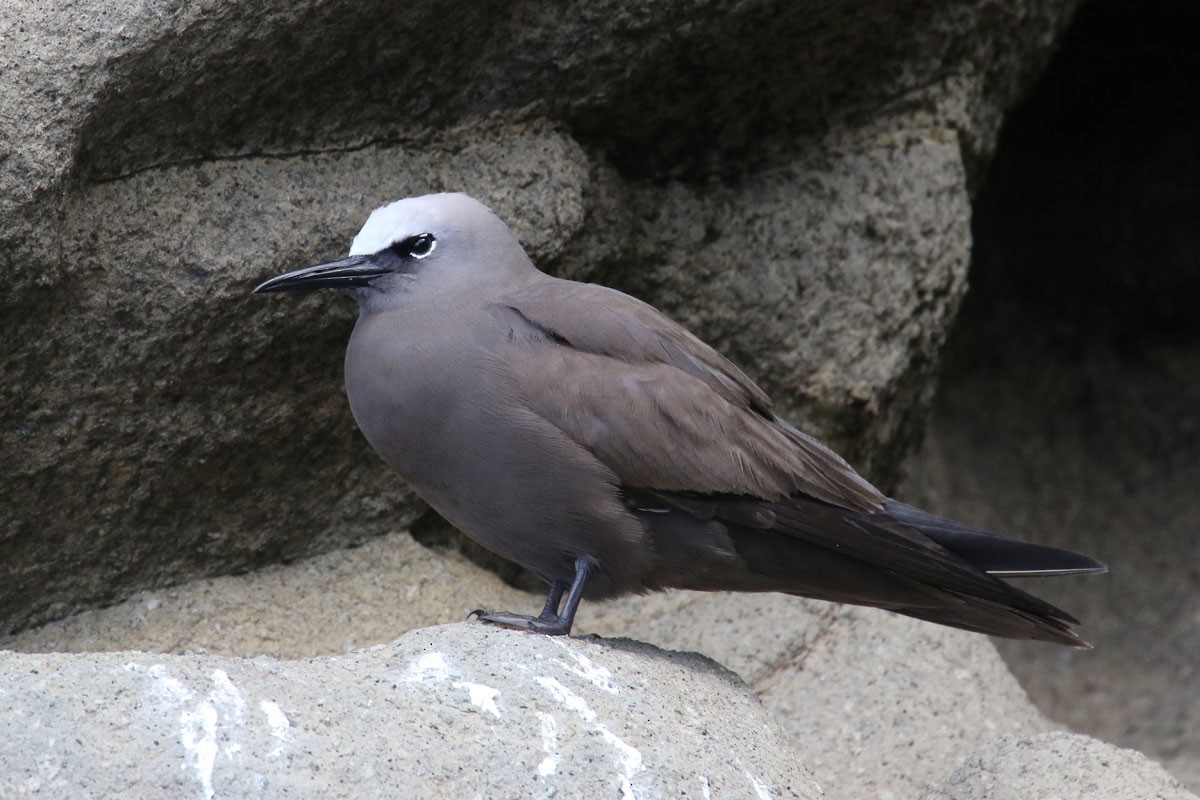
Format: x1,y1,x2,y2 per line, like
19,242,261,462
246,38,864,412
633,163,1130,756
2,545,1194,799
902,0,1200,788
0,625,821,799
0,0,1081,634
923,733,1194,800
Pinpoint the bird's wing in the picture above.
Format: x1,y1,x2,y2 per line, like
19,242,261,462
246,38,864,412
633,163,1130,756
490,278,885,510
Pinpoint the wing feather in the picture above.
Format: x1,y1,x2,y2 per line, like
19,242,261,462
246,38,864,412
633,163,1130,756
491,278,884,510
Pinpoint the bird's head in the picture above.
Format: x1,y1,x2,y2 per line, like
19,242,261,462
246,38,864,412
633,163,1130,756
254,192,534,309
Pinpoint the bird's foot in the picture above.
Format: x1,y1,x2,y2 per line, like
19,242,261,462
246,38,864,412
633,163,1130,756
467,608,572,636
466,558,594,637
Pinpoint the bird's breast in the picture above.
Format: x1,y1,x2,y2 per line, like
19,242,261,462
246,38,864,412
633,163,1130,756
344,312,479,479
340,309,656,594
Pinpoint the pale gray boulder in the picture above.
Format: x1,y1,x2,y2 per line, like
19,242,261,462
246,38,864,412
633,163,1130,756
0,624,819,800
924,732,1196,800
9,538,1190,800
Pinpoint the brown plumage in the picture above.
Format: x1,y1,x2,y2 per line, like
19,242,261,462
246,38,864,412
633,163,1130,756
255,192,1106,646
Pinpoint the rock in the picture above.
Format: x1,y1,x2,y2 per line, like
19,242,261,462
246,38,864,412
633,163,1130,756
6,563,1196,799
900,2,1200,788
923,732,1196,800
595,597,1050,798
4,537,1164,800
1,0,1082,632
0,532,532,659
751,608,1049,799
906,329,1200,793
613,129,972,480
0,624,819,799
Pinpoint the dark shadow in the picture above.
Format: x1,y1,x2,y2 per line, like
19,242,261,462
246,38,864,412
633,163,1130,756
908,0,1200,782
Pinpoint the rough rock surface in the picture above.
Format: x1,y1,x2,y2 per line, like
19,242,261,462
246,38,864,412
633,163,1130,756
1,0,1082,632
923,732,1194,800
0,624,820,799
7,535,1193,800
901,0,1200,788
906,325,1200,792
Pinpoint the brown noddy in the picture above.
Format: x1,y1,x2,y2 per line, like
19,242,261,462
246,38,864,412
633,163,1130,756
254,192,1106,646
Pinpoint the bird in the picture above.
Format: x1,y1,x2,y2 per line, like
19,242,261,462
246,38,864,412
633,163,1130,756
254,192,1106,646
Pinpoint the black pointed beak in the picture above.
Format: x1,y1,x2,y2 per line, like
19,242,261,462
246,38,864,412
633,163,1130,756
253,254,387,294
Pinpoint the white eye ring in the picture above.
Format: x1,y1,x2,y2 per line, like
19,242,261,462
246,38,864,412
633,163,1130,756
410,234,436,259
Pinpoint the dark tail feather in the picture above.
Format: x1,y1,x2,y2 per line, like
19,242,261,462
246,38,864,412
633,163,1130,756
883,501,1108,577
651,490,1104,647
894,598,1086,646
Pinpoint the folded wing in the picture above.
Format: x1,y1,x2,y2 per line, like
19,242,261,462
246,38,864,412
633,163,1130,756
492,278,885,511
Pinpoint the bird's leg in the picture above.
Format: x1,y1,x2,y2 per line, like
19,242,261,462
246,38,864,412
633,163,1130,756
468,558,593,636
536,580,567,623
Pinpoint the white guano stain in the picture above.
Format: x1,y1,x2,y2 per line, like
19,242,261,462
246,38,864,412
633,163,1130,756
259,700,290,758
179,701,219,800
535,676,643,800
698,774,713,800
744,768,774,800
395,651,503,718
123,664,265,800
536,712,559,777
731,755,775,800
126,664,218,800
455,681,502,718
549,639,619,694
209,669,247,762
399,651,452,683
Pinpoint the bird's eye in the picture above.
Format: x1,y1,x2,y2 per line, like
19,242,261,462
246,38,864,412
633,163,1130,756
393,233,436,260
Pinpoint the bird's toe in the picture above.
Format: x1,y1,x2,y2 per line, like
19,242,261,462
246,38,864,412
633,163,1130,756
469,609,570,635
